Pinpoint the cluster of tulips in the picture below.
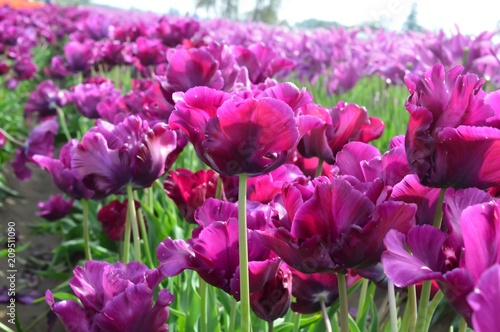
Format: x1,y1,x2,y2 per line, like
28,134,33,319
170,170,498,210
1,3,500,332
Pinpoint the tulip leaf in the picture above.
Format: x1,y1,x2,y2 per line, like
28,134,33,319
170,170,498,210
369,295,379,332
0,242,30,257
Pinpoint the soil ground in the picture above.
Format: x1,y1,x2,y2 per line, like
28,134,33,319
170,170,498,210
0,165,65,332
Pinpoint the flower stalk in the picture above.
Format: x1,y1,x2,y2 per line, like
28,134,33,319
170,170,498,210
238,173,251,332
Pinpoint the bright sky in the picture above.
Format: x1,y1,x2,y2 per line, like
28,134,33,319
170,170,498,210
93,0,500,36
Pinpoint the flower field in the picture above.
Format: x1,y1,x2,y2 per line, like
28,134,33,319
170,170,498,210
1,3,500,332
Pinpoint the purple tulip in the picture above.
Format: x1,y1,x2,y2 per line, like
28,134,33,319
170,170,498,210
0,131,5,148
291,267,360,314
250,266,292,322
382,194,500,324
222,164,308,204
71,115,178,199
467,264,500,332
11,118,58,181
97,199,142,241
155,17,200,46
135,37,165,67
0,61,9,76
232,42,295,84
25,80,70,120
298,102,384,164
405,63,500,189
169,85,322,176
13,57,37,80
44,55,69,78
64,41,95,73
71,78,121,119
36,194,74,221
163,168,218,224
157,198,280,299
46,260,173,332
33,139,94,200
258,176,416,273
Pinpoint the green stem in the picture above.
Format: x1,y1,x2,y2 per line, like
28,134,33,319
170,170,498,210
408,285,417,332
320,299,332,332
458,317,467,332
238,174,251,332
433,188,446,229
229,297,237,332
292,313,302,332
54,105,72,142
315,158,324,178
356,279,369,324
387,280,398,332
424,291,444,331
82,200,92,261
268,321,274,332
127,185,141,262
0,127,24,145
138,208,154,268
216,173,223,200
148,187,154,212
25,308,50,331
415,281,432,332
123,199,132,263
337,273,349,332
200,278,208,332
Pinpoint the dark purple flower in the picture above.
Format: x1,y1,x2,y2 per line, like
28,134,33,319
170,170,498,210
44,55,69,79
33,139,94,200
11,118,58,181
155,17,200,47
157,198,279,299
258,176,417,273
163,168,218,224
381,195,500,324
13,57,37,80
71,79,121,119
46,260,173,332
250,266,292,322
97,199,141,241
232,42,295,84
36,194,74,221
135,37,165,67
467,264,500,332
291,267,360,314
169,86,322,176
64,41,95,73
71,115,178,199
222,164,308,204
25,80,70,119
404,63,500,189
298,102,384,164
0,61,9,76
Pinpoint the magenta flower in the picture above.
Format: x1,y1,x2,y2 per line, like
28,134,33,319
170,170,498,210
169,85,322,176
135,37,166,67
11,118,58,181
64,41,95,73
33,139,94,200
232,42,295,84
44,55,69,78
71,78,121,119
298,102,384,164
97,199,141,241
258,176,416,273
0,61,9,76
157,198,280,299
0,131,5,149
46,260,173,332
25,80,70,120
290,268,360,314
164,168,218,224
71,115,179,199
36,194,74,221
382,192,500,324
155,18,200,46
467,264,500,332
13,57,37,80
404,63,500,189
250,266,292,322
222,164,308,204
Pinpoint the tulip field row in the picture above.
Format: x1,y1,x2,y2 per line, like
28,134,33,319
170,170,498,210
1,3,499,332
